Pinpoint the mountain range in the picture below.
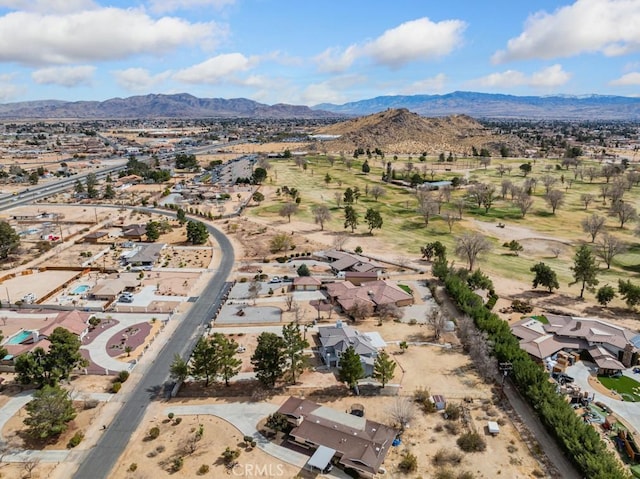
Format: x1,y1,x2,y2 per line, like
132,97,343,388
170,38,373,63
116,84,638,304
313,91,640,120
1,91,640,120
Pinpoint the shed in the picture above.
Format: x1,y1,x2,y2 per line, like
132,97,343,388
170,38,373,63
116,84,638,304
431,395,446,411
487,421,500,435
307,445,335,472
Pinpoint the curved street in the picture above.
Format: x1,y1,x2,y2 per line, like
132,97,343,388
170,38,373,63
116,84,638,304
72,218,234,479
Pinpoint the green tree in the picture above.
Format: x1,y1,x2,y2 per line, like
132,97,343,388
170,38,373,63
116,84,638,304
176,208,187,225
596,285,616,307
338,346,364,392
373,351,396,387
175,153,198,170
252,167,267,184
74,179,85,194
211,333,242,386
190,337,217,386
252,191,264,203
186,221,208,244
24,385,76,439
28,171,39,185
169,354,189,382
531,262,559,293
269,232,292,253
343,187,355,205
619,279,640,309
361,160,370,174
364,208,383,234
503,240,523,256
281,323,309,384
85,173,98,198
343,205,359,233
296,264,310,277
519,163,532,176
570,245,599,299
251,332,286,388
420,241,446,261
47,327,87,382
324,173,331,185
146,221,160,242
103,183,116,199
0,221,20,260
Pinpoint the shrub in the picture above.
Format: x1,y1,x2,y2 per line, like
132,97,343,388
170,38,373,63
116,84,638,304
510,299,533,314
243,435,253,443
398,450,418,473
168,412,175,420
67,431,84,448
128,463,138,472
148,426,160,440
173,417,182,425
432,448,462,466
457,432,486,452
444,422,460,435
444,403,461,421
457,472,476,479
172,457,184,472
221,446,241,465
434,470,455,479
198,464,210,475
111,381,122,393
83,399,99,410
118,370,130,383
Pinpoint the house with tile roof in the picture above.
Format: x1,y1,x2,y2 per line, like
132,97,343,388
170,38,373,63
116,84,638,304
510,314,640,374
276,396,397,477
325,280,413,315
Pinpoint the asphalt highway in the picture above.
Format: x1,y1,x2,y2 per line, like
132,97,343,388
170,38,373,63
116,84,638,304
72,219,234,479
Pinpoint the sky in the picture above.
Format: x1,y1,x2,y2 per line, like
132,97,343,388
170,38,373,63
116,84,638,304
0,0,639,106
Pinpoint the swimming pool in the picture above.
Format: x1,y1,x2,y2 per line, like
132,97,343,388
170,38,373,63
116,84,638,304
7,330,32,345
71,284,90,295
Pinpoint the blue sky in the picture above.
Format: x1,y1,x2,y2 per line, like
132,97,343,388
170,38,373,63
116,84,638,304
0,0,639,105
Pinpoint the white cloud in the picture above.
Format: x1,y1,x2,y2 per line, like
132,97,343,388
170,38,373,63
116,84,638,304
0,0,96,13
148,0,235,13
301,82,349,105
32,65,95,87
0,73,25,101
493,0,640,63
113,68,172,91
471,64,571,89
173,53,252,84
401,73,448,94
0,8,221,66
530,64,572,87
610,72,640,85
315,17,466,73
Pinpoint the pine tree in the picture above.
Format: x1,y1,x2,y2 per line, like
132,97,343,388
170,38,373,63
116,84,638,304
282,323,309,384
211,333,241,386
189,337,217,387
344,205,359,233
338,346,364,392
373,351,396,387
570,245,599,298
251,332,286,388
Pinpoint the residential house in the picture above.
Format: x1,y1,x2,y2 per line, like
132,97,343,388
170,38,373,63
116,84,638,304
82,231,108,243
317,322,386,376
325,280,413,314
91,274,140,301
292,276,322,291
121,224,147,242
321,250,385,274
510,314,640,374
121,243,165,268
277,396,397,478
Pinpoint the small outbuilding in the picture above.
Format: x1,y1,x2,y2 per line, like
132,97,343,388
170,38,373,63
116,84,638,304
431,395,446,411
487,421,500,436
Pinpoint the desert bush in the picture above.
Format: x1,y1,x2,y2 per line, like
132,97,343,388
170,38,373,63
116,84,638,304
197,464,210,475
398,450,418,473
510,299,533,314
434,423,444,432
168,412,174,420
432,448,462,466
128,463,138,472
444,422,460,435
457,472,476,479
111,382,122,393
457,432,486,452
67,431,84,448
118,370,130,383
434,469,455,479
221,447,241,465
148,426,160,440
444,403,461,421
173,417,182,425
83,399,99,410
156,445,165,453
172,457,184,472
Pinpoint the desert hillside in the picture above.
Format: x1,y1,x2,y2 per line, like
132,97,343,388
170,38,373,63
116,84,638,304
314,108,527,156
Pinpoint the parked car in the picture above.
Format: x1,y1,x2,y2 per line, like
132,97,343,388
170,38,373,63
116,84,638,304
22,293,36,304
119,293,134,303
269,276,282,283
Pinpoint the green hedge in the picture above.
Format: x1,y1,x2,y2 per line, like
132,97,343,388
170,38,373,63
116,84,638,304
442,271,630,479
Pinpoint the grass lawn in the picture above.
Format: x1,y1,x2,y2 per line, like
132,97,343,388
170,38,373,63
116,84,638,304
531,315,549,324
398,284,413,295
598,375,640,402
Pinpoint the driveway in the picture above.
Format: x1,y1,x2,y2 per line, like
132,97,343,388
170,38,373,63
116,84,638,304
567,361,640,432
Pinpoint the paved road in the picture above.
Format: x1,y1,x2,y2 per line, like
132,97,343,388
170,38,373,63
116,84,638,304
73,220,234,479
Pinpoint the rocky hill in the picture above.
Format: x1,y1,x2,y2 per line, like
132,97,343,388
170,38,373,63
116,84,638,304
314,91,640,120
313,108,527,156
0,93,338,119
